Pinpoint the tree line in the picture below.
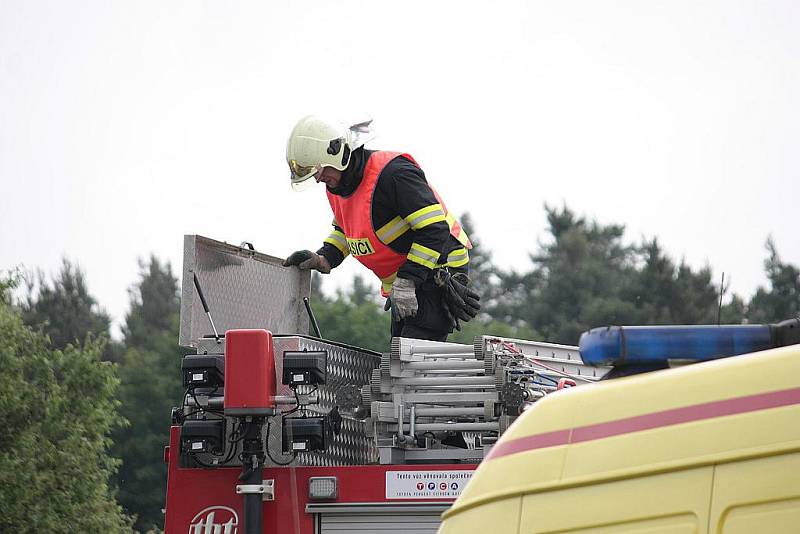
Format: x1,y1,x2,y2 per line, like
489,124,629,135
3,257,183,532
315,206,799,350
1,204,797,531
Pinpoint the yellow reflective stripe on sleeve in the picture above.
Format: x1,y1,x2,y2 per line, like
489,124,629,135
405,204,446,230
408,243,441,269
440,247,469,268
376,216,410,244
323,230,349,256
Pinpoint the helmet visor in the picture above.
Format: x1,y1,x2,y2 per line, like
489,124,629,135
289,159,322,187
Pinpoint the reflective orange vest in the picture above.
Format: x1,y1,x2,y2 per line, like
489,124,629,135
326,151,471,297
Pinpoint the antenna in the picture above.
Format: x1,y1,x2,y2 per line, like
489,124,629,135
717,272,725,325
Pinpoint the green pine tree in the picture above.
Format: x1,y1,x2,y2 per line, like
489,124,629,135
747,238,800,323
19,259,123,361
492,205,740,344
113,257,184,532
624,239,728,325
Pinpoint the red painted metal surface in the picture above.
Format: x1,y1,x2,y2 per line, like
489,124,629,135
224,329,276,413
164,426,477,533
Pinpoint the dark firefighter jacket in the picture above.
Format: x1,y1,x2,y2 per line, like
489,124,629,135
317,148,471,295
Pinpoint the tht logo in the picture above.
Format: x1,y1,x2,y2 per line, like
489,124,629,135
189,506,239,534
416,482,425,490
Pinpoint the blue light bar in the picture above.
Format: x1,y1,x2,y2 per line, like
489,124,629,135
579,325,774,367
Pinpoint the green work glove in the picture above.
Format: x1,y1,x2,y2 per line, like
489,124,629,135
283,250,331,273
391,277,418,319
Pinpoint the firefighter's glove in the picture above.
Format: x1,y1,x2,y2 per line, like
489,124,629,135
435,270,480,331
283,250,331,274
390,277,418,319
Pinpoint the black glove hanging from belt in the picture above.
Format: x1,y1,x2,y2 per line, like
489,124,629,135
434,269,481,331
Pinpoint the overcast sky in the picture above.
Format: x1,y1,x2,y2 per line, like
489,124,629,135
1,1,798,336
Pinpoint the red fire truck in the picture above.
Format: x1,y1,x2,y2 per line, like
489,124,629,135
162,236,606,533
164,236,798,533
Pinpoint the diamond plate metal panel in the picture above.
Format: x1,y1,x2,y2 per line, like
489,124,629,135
179,235,311,347
269,336,381,466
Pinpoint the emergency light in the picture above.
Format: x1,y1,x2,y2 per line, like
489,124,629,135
579,319,800,367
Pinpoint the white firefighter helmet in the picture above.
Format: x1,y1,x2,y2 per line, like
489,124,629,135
286,115,375,191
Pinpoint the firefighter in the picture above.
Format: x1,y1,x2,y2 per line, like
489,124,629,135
283,115,480,342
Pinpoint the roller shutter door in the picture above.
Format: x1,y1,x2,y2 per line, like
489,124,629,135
310,503,448,534
320,511,441,533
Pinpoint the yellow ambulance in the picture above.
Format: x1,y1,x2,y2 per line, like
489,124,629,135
439,324,800,533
